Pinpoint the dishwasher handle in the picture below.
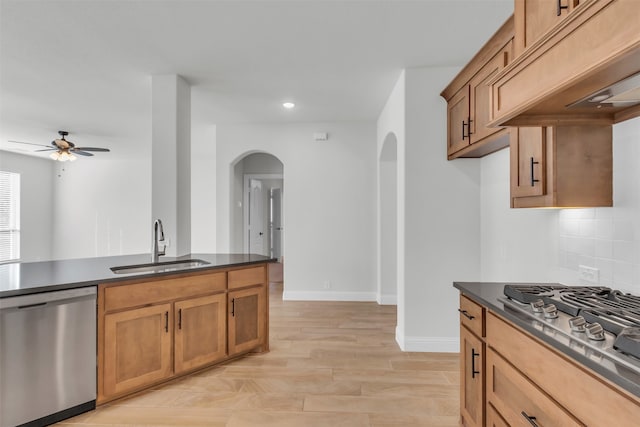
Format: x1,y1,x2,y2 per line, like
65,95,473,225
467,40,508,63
0,286,96,310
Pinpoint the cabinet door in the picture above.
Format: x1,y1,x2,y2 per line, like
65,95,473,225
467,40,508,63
104,303,172,397
228,286,266,356
486,404,509,427
448,86,471,156
460,326,484,427
175,293,227,374
510,127,546,199
487,348,582,426
469,40,512,142
516,0,580,53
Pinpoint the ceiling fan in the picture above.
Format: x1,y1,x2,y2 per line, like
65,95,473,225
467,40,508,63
9,130,110,162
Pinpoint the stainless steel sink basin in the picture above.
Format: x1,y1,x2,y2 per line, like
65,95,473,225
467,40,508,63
110,259,210,275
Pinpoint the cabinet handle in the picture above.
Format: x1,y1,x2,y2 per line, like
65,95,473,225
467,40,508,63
557,0,568,16
530,157,540,187
178,308,182,330
471,348,480,378
521,411,540,427
164,311,169,333
231,298,235,317
462,120,467,140
458,309,475,320
467,118,473,136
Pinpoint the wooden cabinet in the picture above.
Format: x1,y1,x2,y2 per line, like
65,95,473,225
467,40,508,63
441,17,514,159
103,303,173,397
460,326,485,427
98,264,270,404
175,293,227,374
228,285,267,356
510,125,612,208
457,293,640,426
459,295,486,427
490,0,640,127
487,348,581,426
514,0,581,55
486,311,640,426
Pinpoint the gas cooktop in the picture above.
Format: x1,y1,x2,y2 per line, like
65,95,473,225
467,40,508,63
501,284,640,373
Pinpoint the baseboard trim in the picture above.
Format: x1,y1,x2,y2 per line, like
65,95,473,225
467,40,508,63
282,290,377,302
396,332,459,353
377,294,397,305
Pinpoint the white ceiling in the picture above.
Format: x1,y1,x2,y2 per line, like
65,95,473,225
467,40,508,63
0,0,512,158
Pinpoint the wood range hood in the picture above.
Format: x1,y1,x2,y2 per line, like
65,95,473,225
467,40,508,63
488,0,640,127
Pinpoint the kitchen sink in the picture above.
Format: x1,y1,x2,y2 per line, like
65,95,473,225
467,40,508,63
110,259,210,275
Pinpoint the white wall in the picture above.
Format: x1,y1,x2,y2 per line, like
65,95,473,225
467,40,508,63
402,67,480,351
478,118,640,294
0,151,54,262
191,123,217,253
52,157,150,260
480,148,557,281
216,122,377,300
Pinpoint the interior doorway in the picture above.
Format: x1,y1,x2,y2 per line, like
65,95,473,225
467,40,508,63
243,174,283,258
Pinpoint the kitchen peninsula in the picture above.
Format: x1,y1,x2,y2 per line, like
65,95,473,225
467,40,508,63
0,253,274,427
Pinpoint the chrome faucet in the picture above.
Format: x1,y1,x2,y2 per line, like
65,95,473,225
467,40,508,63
152,219,166,263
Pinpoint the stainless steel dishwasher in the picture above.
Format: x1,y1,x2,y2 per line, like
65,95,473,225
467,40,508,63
0,286,97,427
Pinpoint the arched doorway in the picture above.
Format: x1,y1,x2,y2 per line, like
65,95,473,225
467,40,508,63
379,132,398,304
231,152,284,282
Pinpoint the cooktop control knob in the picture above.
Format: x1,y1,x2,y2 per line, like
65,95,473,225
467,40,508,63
586,322,605,341
569,316,587,332
530,299,544,313
543,304,558,319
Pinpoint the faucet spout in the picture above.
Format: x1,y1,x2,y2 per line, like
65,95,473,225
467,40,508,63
152,219,166,263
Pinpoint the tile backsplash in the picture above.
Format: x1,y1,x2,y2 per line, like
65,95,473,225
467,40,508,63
557,117,640,293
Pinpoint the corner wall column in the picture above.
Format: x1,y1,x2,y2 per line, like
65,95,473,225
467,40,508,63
151,74,191,257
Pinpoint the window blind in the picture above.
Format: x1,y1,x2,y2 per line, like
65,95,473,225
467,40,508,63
0,171,20,262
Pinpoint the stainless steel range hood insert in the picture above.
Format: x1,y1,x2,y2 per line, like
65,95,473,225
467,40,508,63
568,71,640,109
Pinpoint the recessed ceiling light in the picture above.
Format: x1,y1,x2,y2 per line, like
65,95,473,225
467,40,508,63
282,102,295,109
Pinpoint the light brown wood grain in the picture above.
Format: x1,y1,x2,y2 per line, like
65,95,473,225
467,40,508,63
228,265,266,289
228,285,267,356
459,294,485,338
460,326,485,427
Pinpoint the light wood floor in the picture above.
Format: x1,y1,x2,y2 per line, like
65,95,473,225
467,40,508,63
59,282,460,426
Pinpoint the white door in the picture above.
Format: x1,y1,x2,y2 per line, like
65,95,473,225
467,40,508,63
269,188,282,259
248,179,264,255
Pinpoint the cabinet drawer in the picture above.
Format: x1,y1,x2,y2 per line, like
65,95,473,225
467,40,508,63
104,272,226,312
228,266,265,290
487,348,582,427
459,295,485,337
487,312,640,426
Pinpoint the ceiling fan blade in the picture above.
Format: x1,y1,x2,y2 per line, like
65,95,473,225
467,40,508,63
35,148,58,152
8,140,52,149
74,147,110,152
72,150,94,156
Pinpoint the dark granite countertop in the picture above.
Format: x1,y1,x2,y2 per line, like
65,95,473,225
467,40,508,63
454,281,640,398
0,253,276,298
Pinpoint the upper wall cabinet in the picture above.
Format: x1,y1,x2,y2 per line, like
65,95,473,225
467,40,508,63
441,17,514,160
510,125,612,208
490,0,640,127
513,0,581,56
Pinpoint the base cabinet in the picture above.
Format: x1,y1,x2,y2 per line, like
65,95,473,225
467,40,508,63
460,326,485,427
228,285,266,356
103,303,173,397
175,293,227,374
458,292,640,427
98,265,269,404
